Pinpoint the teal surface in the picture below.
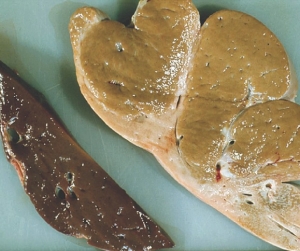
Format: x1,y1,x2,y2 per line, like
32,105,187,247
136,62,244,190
0,1,299,250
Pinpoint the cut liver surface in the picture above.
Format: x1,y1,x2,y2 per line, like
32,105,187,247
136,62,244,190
0,61,174,251
69,0,300,250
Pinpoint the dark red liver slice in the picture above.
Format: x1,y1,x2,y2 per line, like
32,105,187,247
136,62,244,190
0,61,174,251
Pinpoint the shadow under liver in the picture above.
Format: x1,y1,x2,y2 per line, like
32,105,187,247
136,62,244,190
198,4,225,24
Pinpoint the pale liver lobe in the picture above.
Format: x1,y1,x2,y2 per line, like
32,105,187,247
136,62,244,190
225,100,300,177
69,0,200,152
78,0,199,117
70,1,300,250
176,10,297,182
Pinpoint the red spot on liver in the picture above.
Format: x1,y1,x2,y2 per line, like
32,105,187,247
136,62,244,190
216,164,221,182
